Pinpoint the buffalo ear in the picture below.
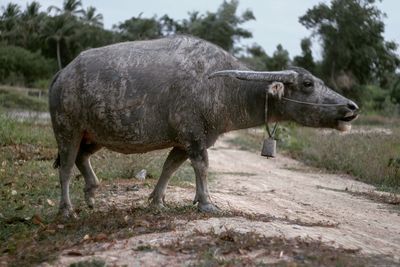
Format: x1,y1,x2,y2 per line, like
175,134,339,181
268,82,284,99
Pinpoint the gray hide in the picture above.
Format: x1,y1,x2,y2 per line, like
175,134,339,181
49,35,358,218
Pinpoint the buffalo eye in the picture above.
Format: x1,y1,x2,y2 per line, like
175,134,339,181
303,80,313,87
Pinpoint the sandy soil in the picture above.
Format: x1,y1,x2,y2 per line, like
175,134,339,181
47,132,400,266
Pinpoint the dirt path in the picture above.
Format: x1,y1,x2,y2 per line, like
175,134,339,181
50,132,400,266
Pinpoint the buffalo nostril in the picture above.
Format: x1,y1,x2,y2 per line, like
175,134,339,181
347,101,359,111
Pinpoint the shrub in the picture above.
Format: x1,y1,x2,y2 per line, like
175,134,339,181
0,87,48,112
281,125,400,191
0,45,56,87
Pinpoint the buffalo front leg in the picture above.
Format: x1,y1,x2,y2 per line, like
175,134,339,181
189,147,219,213
75,144,102,209
149,147,188,208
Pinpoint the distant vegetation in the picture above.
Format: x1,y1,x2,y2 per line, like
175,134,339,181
281,122,400,191
0,0,399,113
0,86,48,111
230,120,400,192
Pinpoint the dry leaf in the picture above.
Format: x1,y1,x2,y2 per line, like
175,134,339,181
94,233,108,242
134,219,150,227
46,199,55,207
45,229,56,234
32,214,44,227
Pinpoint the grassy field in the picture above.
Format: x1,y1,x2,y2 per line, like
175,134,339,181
0,110,196,266
1,86,400,265
0,86,48,112
229,117,400,192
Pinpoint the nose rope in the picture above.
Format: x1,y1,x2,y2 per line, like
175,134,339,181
281,97,348,107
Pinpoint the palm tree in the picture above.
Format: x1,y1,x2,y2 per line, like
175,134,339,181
42,14,76,70
1,3,21,30
82,6,103,27
44,0,82,70
21,2,43,49
48,0,83,17
1,2,21,20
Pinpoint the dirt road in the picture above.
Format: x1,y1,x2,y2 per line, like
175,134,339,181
51,132,400,266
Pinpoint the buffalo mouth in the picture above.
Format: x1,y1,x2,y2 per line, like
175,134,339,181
336,113,359,131
340,114,358,122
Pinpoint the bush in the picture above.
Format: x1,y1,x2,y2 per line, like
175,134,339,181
281,125,400,191
32,79,51,90
0,45,56,87
0,87,48,112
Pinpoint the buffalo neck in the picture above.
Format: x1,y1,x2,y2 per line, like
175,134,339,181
216,80,279,133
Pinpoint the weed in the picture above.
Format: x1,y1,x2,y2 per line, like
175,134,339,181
0,87,48,112
229,120,400,192
281,126,400,191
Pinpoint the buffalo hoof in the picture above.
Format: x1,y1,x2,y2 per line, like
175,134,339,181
197,203,220,213
58,208,78,220
84,188,97,209
85,196,95,209
149,201,168,211
148,191,166,210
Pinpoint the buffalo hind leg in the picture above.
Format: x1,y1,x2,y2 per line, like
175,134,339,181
58,134,82,219
149,147,188,208
75,143,102,209
188,144,219,213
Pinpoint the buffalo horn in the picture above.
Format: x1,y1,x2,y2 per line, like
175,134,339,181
208,70,298,83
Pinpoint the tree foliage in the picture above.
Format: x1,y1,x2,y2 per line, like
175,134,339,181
293,38,316,74
299,0,399,91
176,0,255,53
242,44,290,71
0,0,399,114
0,45,55,86
114,14,162,41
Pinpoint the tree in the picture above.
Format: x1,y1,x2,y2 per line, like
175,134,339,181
0,45,55,85
241,44,270,70
82,6,103,27
42,14,76,70
48,0,83,17
299,0,399,91
114,14,162,41
293,38,316,74
0,3,22,44
177,0,255,53
20,2,44,51
267,44,290,70
241,43,290,71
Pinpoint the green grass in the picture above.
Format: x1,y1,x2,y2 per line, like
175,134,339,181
281,125,400,191
0,112,196,266
0,113,54,146
0,86,48,112
230,119,400,192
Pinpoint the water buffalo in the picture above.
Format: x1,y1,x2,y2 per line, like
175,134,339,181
49,35,359,218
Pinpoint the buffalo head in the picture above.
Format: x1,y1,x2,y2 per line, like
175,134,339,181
209,66,359,131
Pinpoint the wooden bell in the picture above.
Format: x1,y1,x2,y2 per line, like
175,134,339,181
261,138,276,158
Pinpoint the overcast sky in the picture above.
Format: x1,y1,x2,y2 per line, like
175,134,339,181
5,0,400,58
